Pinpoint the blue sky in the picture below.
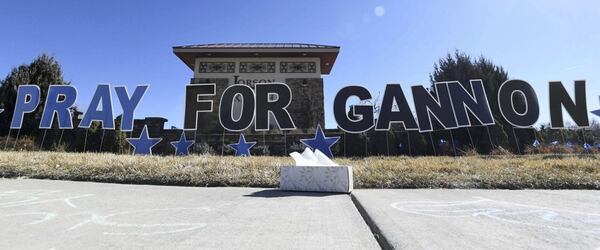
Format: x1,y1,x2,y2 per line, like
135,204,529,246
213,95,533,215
1,0,599,129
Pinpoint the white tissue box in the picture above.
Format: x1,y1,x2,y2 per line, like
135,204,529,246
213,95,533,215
280,166,353,193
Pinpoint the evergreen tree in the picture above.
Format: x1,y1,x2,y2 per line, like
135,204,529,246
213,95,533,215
0,54,71,135
429,51,535,154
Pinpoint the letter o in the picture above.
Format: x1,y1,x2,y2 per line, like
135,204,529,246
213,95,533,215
497,79,540,127
219,85,255,131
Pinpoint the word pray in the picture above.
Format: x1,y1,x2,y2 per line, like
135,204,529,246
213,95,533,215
10,84,148,131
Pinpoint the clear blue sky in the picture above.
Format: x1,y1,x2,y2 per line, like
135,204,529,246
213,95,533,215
1,0,599,129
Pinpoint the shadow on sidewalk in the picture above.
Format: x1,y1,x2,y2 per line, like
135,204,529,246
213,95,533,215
244,189,343,198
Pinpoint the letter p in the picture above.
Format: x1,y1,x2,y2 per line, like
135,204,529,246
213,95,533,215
10,85,41,129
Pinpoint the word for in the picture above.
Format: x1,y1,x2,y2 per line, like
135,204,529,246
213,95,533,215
185,83,295,131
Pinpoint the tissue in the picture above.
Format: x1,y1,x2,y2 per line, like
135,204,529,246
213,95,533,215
281,148,352,193
289,148,338,166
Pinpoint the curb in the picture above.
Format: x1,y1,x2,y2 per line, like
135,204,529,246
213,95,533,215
350,193,394,250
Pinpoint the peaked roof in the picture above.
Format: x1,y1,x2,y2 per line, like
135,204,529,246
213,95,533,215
173,43,340,74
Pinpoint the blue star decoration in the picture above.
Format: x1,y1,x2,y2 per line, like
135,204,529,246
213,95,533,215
0,108,3,114
126,125,162,155
170,131,194,156
592,96,600,117
228,134,256,157
300,124,340,158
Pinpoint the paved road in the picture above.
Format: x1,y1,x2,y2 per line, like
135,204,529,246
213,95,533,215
0,179,379,250
352,189,600,250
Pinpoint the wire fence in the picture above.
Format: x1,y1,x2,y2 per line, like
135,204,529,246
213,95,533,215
1,125,598,157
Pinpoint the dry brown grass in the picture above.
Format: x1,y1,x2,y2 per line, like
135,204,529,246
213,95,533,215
0,151,599,189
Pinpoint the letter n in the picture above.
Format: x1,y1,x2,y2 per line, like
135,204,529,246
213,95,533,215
549,80,589,128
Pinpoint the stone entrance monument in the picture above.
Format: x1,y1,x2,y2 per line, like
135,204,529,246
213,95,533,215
173,43,339,133
172,43,340,154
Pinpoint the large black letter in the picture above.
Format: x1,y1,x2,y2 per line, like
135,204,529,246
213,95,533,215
375,84,418,131
497,79,539,128
549,80,589,128
219,84,255,131
447,80,495,127
412,83,457,132
255,83,295,131
333,86,374,133
184,84,215,130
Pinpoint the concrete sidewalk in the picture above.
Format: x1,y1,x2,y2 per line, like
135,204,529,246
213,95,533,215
3,179,600,249
0,179,379,249
352,189,600,250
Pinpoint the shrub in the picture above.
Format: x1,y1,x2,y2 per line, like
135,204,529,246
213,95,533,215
0,136,37,151
194,142,216,155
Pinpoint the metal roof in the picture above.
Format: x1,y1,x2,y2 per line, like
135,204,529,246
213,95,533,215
173,43,339,49
173,43,340,74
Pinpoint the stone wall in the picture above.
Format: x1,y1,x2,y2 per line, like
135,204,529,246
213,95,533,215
285,78,325,130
